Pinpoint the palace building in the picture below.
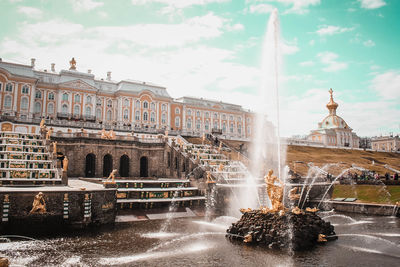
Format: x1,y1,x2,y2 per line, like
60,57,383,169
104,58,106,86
0,58,253,139
308,89,359,148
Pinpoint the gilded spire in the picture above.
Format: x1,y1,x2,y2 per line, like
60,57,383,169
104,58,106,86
326,88,338,115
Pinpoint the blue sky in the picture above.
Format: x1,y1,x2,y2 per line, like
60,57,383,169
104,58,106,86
0,0,399,137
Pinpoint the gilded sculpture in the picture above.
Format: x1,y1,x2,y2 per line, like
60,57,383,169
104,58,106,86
264,169,284,212
46,128,53,140
206,171,215,184
105,169,117,184
29,192,47,214
39,119,45,129
52,141,57,154
63,156,69,172
69,57,77,70
100,129,116,140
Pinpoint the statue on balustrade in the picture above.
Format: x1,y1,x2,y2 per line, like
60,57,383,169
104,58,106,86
63,156,69,172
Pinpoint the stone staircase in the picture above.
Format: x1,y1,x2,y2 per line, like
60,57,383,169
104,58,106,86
0,132,62,186
113,178,206,209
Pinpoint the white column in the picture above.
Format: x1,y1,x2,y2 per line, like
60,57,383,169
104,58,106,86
117,98,122,122
167,103,171,129
82,93,87,117
29,83,36,117
13,82,19,114
102,98,106,121
57,90,62,113
42,90,47,117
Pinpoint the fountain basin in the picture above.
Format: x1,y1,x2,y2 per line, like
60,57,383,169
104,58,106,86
226,210,337,251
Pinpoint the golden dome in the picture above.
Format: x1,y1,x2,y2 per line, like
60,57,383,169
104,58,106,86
326,88,338,115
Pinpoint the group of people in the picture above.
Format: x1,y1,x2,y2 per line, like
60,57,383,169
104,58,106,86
343,171,399,182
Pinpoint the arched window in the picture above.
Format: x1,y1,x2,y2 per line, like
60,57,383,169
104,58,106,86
73,105,80,115
96,97,101,106
135,100,140,109
230,123,234,133
107,100,112,107
196,119,201,130
21,97,28,110
196,111,200,117
22,85,29,94
85,106,92,116
187,109,191,116
62,104,68,114
175,117,180,127
135,111,140,120
229,115,233,121
222,114,226,120
96,108,101,119
106,110,112,121
150,102,155,110
124,99,129,107
238,116,242,122
150,112,155,122
213,120,218,129
4,95,12,108
34,102,41,113
47,103,54,114
175,108,180,114
62,93,69,101
123,109,128,119
222,122,226,133
87,96,92,103
35,90,42,99
48,92,54,100
161,113,166,124
143,111,148,121
5,83,13,92
187,118,192,129
143,101,148,109
162,104,166,111
205,120,209,130
238,124,242,134
74,94,81,103
213,113,218,119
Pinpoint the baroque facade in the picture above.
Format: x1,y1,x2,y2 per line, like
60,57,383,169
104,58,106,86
308,89,359,148
0,58,253,139
371,135,400,152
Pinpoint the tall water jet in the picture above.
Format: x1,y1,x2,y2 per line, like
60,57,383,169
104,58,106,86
250,8,284,200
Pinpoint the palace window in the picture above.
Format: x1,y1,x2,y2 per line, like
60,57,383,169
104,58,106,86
187,118,192,129
107,100,112,107
162,104,166,111
73,105,80,115
96,98,102,106
123,109,129,120
136,100,140,109
151,102,155,110
247,126,251,135
34,102,41,113
86,106,92,116
87,96,92,104
230,123,234,133
175,117,180,127
175,108,180,114
150,112,155,123
4,95,12,108
106,110,112,121
22,85,29,94
0,83,2,91
222,114,226,120
205,112,209,118
48,92,54,100
21,97,28,110
238,116,242,122
35,91,42,99
229,115,233,121
214,113,218,119
196,111,200,117
238,124,242,135
48,103,54,114
205,120,209,130
161,113,166,124
62,104,68,114
143,111,148,121
96,108,102,119
5,83,12,92
135,111,140,121
124,99,129,107
143,101,148,109
196,119,201,130
62,93,69,101
187,109,191,116
247,117,251,123
222,122,226,133
213,120,218,129
74,94,81,103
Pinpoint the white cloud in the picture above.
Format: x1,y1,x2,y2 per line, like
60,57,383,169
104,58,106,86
316,25,354,36
370,65,380,70
370,70,400,99
226,23,245,31
17,6,43,19
363,39,375,47
9,0,23,3
98,11,108,18
309,39,315,46
282,42,299,55
132,0,229,13
247,4,276,14
299,61,314,67
317,52,347,72
69,0,104,12
358,0,386,9
252,0,320,15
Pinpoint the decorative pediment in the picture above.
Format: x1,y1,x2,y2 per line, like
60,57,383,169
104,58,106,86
213,104,222,109
60,79,97,91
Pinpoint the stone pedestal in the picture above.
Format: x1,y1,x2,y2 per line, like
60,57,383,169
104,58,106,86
103,182,117,189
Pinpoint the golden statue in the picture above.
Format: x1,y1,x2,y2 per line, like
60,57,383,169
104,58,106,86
39,119,45,129
69,57,77,70
63,156,69,172
202,133,205,144
218,142,222,153
165,130,168,137
52,141,57,154
289,186,301,201
46,128,53,140
218,163,224,172
29,192,46,214
306,207,319,213
105,169,117,183
206,171,215,184
240,208,252,213
4,194,9,202
100,128,116,139
317,234,327,242
265,169,284,212
291,206,303,215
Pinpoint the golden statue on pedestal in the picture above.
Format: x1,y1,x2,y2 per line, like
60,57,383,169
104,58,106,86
206,171,215,184
46,128,53,140
52,141,57,154
39,119,46,129
264,169,284,212
29,192,46,214
105,169,117,184
63,156,69,172
100,128,116,139
69,57,77,70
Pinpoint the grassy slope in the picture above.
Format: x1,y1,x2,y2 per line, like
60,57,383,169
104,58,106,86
333,185,400,204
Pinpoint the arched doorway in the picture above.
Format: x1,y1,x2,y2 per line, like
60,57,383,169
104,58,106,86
140,156,148,177
103,154,113,177
120,155,130,177
85,154,96,177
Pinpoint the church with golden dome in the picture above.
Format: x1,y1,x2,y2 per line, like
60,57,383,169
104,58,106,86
308,89,359,148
